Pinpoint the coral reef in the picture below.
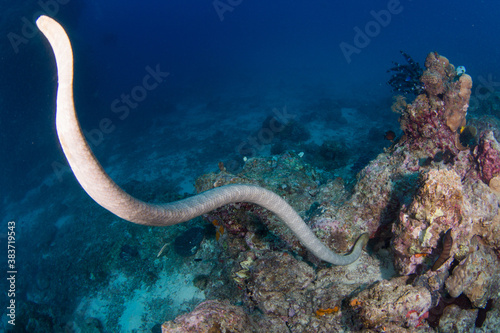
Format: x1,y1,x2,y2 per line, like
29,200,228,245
398,52,473,156
437,305,478,333
445,236,500,308
161,300,257,333
474,130,500,183
392,169,466,275
34,22,500,331
248,252,314,317
350,276,432,329
195,152,332,256
162,53,499,331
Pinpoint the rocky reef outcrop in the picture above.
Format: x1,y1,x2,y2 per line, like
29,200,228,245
350,276,432,329
397,52,473,156
161,53,500,332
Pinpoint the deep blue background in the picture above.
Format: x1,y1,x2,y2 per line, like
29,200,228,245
2,0,500,203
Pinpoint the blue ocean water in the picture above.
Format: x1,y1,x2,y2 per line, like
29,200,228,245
1,0,500,331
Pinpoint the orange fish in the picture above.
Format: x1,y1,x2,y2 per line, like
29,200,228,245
384,130,396,142
315,307,339,317
215,224,225,241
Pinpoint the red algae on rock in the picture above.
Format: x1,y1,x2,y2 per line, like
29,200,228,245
474,130,500,183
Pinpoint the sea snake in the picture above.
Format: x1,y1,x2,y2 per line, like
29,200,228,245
36,15,368,265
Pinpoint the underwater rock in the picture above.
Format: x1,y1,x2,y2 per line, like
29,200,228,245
476,305,500,332
273,118,311,143
350,276,432,329
173,227,205,257
399,52,472,156
248,252,315,317
392,169,466,275
445,73,473,132
474,131,500,183
461,177,500,250
178,89,498,331
438,305,478,333
463,178,499,225
119,244,139,261
193,274,210,290
489,175,500,200
161,300,256,332
319,139,350,165
315,154,396,244
445,236,500,308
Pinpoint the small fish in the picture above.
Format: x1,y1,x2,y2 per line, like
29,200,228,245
384,130,396,142
458,125,478,149
432,229,453,271
315,307,339,317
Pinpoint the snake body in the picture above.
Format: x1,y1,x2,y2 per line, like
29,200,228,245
36,15,368,265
